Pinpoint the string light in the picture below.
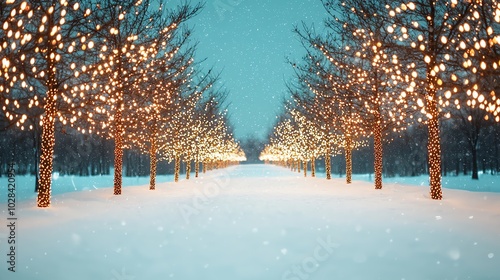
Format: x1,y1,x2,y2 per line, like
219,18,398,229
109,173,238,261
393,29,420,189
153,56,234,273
385,0,476,200
1,1,237,206
453,1,500,121
1,0,97,207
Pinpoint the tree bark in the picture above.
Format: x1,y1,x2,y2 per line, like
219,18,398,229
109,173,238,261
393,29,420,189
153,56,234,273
149,133,157,190
186,160,191,180
427,2,444,200
113,110,124,195
311,158,315,177
37,81,57,207
373,116,383,189
345,136,352,184
427,91,443,200
174,155,180,182
325,150,331,180
37,42,58,207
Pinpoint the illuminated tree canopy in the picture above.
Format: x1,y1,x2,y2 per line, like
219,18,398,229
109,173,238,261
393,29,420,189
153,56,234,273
263,0,500,199
1,0,245,207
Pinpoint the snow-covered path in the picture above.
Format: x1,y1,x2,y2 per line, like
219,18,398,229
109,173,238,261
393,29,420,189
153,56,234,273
1,164,499,280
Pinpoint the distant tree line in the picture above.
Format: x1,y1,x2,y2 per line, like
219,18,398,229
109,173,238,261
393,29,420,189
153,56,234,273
2,118,498,180
258,119,499,178
0,127,179,178
338,122,500,177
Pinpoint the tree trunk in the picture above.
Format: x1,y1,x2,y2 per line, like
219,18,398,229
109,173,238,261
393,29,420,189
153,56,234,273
149,134,157,190
113,113,124,195
427,92,443,200
424,2,443,200
373,117,383,189
37,52,58,207
345,136,352,184
37,88,56,207
325,150,331,180
174,155,180,182
195,160,199,178
303,161,307,177
186,160,191,180
311,158,315,177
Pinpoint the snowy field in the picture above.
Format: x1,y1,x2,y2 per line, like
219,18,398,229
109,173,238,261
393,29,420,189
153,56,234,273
0,164,499,280
5,167,500,204
351,173,500,193
2,172,175,202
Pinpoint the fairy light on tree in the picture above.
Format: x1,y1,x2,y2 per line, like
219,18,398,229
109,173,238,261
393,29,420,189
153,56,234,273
184,105,212,178
80,0,202,194
287,50,359,182
156,88,196,182
1,0,103,207
287,66,331,178
261,95,355,181
289,108,324,177
386,0,472,199
188,87,228,173
309,48,367,184
436,0,500,179
261,118,296,168
155,76,228,182
124,40,197,190
2,0,239,205
95,1,151,194
179,74,229,179
265,1,499,192
303,82,343,180
129,77,182,189
453,0,500,121
347,33,410,188
316,0,414,189
192,108,210,178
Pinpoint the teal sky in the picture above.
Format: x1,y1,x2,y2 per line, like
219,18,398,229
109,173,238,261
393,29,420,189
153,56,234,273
186,0,327,140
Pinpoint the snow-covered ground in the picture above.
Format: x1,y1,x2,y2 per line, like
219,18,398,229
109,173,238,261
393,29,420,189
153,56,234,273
351,173,500,193
0,164,499,280
4,172,175,202
6,168,500,204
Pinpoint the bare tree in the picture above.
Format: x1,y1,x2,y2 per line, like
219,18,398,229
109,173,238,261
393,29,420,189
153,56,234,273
80,0,202,195
386,0,472,199
1,0,109,207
